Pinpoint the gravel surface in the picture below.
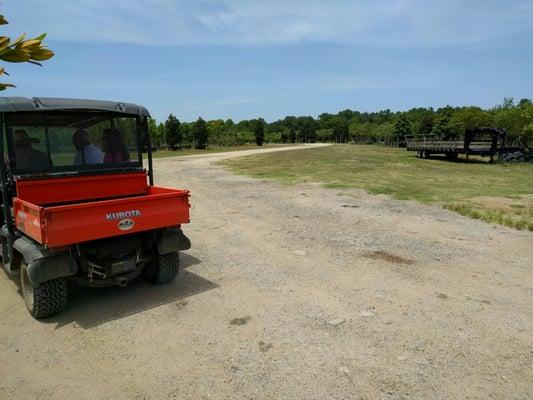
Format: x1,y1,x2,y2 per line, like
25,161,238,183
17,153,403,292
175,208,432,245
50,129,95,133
1,144,532,400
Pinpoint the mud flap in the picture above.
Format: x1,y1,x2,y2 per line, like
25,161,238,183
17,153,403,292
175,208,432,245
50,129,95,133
1,232,16,275
156,228,191,255
13,236,77,284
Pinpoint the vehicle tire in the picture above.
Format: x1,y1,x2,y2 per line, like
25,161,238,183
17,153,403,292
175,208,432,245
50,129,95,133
145,252,180,284
20,262,67,319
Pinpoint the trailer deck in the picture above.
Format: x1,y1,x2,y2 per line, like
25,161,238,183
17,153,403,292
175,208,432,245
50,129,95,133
405,128,506,162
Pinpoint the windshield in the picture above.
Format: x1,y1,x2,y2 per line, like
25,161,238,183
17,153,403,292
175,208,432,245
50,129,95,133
5,111,142,174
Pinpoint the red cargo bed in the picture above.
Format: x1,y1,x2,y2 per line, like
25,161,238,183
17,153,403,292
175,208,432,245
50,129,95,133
12,172,190,248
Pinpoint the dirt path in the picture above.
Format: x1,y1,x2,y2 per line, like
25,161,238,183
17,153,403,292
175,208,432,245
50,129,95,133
1,145,532,400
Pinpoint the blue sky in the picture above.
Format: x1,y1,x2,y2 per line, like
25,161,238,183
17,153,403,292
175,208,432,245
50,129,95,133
2,0,532,122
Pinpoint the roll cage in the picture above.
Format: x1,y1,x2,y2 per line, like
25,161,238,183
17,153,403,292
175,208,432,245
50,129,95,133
3,111,145,176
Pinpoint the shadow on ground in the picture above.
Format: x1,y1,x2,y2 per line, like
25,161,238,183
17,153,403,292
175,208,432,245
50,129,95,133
34,253,218,329
410,154,490,164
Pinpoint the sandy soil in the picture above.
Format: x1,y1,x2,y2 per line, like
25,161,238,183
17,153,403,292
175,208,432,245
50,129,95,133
1,144,532,400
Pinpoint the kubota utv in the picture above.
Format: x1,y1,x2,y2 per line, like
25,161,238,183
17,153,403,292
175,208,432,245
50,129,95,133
0,97,191,318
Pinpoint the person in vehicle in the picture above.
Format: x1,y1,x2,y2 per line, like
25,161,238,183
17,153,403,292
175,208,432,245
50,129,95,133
12,129,50,170
102,128,130,163
72,129,104,165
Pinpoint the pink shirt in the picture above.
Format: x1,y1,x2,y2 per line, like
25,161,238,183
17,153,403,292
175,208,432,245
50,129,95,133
104,152,127,163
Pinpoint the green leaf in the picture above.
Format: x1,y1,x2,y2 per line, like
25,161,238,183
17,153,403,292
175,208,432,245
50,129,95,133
0,15,8,25
34,33,47,41
0,82,16,90
10,33,26,47
29,48,54,61
0,48,31,62
18,39,42,49
0,39,9,52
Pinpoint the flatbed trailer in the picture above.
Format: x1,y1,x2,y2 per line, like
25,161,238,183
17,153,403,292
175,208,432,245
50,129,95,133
405,128,506,162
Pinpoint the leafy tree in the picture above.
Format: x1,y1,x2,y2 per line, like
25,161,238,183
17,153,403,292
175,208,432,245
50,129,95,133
147,117,160,150
318,113,336,130
496,101,533,147
280,129,289,143
375,122,395,145
181,124,192,148
417,112,434,136
207,119,225,145
297,116,318,142
431,110,453,139
192,117,208,149
332,119,349,143
0,14,54,90
393,114,412,146
254,118,265,146
223,119,237,146
449,106,493,136
338,121,349,143
502,97,514,109
349,122,369,143
289,128,297,143
147,96,533,150
157,123,165,147
316,128,333,142
522,119,533,149
164,114,181,150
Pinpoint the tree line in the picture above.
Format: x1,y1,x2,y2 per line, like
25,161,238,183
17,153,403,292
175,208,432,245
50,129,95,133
148,98,533,150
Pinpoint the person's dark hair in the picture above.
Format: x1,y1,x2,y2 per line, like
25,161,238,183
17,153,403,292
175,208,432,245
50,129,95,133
103,128,129,162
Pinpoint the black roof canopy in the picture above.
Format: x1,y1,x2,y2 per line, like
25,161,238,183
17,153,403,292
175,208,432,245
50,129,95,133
0,97,150,117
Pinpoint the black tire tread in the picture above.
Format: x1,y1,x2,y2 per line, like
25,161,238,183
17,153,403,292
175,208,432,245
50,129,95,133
153,252,180,284
31,279,68,319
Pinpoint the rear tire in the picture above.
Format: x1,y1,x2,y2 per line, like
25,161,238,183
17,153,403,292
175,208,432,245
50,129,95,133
145,252,180,284
20,262,67,319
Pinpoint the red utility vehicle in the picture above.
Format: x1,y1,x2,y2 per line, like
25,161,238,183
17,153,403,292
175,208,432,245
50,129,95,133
0,97,191,318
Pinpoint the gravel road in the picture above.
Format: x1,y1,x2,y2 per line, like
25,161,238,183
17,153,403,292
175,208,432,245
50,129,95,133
1,144,532,399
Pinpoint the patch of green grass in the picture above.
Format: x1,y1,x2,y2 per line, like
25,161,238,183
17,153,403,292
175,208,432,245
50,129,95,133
223,144,533,230
445,203,533,231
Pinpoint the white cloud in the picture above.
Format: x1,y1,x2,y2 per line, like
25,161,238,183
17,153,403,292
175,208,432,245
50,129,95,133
3,0,532,47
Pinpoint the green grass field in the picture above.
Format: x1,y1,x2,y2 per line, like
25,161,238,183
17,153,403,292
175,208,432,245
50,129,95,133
223,144,533,231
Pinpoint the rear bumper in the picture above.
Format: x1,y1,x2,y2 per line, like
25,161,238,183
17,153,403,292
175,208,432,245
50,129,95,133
68,267,143,288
